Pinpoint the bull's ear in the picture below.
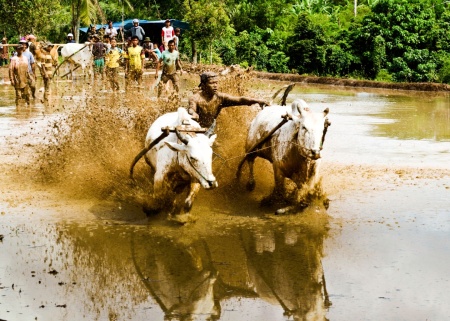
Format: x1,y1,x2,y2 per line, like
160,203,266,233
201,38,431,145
208,134,217,146
323,108,329,116
165,141,187,152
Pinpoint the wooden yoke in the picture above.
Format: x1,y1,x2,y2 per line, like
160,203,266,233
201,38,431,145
129,125,208,179
236,113,292,179
161,125,208,134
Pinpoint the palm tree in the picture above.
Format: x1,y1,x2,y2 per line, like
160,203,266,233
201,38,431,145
68,0,103,42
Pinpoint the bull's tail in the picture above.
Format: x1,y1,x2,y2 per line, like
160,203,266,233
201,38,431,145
235,155,248,181
129,146,152,180
271,83,295,106
129,131,170,180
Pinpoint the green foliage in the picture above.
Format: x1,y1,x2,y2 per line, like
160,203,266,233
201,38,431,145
0,0,63,36
286,13,327,74
375,69,393,82
3,0,450,83
437,54,450,84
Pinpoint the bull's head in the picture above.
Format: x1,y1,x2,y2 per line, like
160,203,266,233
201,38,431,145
291,99,330,160
165,125,218,189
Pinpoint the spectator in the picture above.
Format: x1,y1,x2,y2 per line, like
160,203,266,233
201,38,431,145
142,37,153,59
0,38,9,66
155,39,182,97
161,19,174,50
91,34,106,80
174,28,181,51
152,43,162,60
105,20,117,39
87,24,97,41
105,38,122,91
124,35,145,87
9,43,31,104
103,34,111,54
130,19,145,45
67,33,75,43
20,39,36,99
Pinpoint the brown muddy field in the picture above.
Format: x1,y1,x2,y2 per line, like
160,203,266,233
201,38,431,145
0,67,449,321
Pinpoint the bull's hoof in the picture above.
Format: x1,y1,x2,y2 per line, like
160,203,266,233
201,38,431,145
246,179,256,191
323,197,330,210
260,196,274,207
143,206,161,217
275,206,296,215
168,213,197,225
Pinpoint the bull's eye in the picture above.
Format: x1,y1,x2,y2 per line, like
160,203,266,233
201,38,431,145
190,157,198,163
302,126,308,132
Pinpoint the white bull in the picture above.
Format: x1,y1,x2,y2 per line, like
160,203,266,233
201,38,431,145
60,43,92,78
131,108,217,223
237,99,330,214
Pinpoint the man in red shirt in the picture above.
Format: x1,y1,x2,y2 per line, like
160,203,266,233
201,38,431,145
161,19,174,50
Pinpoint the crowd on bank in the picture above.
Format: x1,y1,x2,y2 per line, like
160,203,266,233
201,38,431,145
3,18,184,104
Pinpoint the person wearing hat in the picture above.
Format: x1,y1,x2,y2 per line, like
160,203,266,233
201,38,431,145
19,39,36,99
131,19,145,45
187,71,271,128
67,33,75,43
161,19,174,50
123,35,145,87
91,34,106,80
142,37,153,60
9,42,31,104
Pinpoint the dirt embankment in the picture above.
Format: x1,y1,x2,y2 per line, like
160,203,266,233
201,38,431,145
3,63,450,92
255,72,450,92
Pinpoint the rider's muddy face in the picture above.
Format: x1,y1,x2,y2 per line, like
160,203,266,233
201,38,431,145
204,77,219,94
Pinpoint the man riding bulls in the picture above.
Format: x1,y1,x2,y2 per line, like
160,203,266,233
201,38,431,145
187,72,271,128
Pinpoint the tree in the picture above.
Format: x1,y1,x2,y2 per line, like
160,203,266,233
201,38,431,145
184,0,234,64
0,0,63,37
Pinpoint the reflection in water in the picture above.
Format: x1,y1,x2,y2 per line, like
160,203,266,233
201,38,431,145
54,214,329,321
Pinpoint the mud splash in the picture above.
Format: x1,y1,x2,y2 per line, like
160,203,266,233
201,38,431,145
29,69,310,216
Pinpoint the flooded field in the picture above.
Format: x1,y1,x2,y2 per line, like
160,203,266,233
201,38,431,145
0,68,449,321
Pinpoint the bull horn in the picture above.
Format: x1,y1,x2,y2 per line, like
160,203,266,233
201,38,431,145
205,119,216,138
175,129,190,145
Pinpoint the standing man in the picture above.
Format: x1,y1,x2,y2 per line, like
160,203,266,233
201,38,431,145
105,20,117,39
155,39,182,97
161,19,174,50
9,43,31,104
173,28,181,51
105,38,122,91
28,36,54,101
87,24,97,41
188,72,270,128
20,39,36,99
124,35,145,87
0,38,9,66
130,19,145,45
91,34,106,80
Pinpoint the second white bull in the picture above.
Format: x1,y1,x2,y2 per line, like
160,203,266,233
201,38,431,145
237,99,331,214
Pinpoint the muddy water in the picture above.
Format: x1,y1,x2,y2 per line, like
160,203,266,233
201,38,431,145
0,71,449,321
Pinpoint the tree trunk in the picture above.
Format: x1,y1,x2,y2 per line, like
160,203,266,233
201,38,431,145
209,43,212,65
75,18,80,43
191,39,197,64
354,0,357,17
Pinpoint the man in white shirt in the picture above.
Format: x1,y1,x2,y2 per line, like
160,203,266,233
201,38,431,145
161,19,174,50
105,21,118,39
